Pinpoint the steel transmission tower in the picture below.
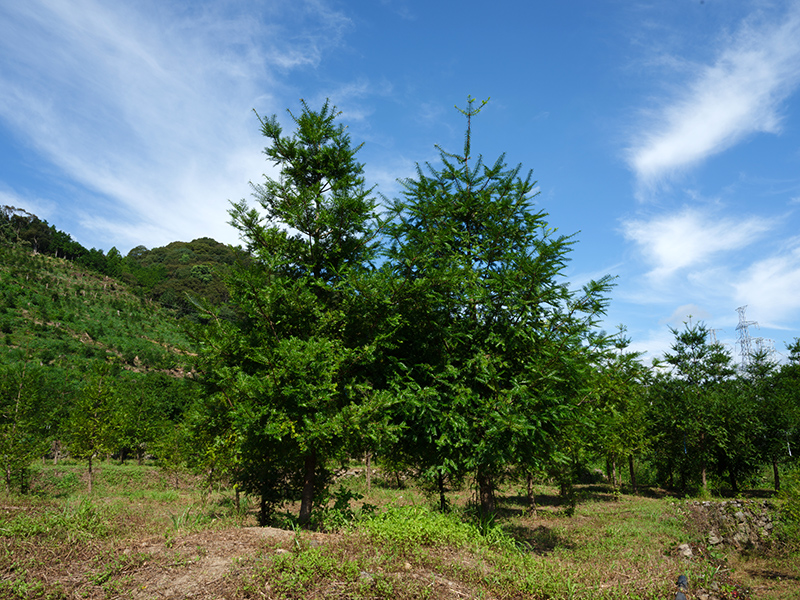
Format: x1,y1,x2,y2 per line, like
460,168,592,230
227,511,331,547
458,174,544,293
736,306,757,366
736,306,774,367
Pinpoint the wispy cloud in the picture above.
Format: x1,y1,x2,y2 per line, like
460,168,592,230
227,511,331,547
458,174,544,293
621,206,774,281
627,2,800,189
0,0,352,252
733,238,800,327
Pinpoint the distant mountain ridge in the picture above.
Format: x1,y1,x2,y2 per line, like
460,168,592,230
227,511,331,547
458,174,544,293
1,205,243,316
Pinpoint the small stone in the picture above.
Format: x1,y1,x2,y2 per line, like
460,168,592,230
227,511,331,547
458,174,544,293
733,531,749,546
275,548,290,555
403,562,412,570
708,530,723,545
677,543,693,558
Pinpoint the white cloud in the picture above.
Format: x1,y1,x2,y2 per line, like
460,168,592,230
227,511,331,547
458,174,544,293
733,238,800,327
621,206,774,281
0,0,353,252
627,3,800,188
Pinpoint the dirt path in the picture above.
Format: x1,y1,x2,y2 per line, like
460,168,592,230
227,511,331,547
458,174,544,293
67,526,331,599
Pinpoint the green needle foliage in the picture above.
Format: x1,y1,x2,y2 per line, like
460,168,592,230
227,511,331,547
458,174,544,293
383,97,614,514
196,99,387,526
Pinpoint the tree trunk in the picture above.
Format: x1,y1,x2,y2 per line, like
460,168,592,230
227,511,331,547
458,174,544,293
667,458,674,489
729,470,739,495
437,470,447,512
526,472,537,513
366,452,371,494
628,454,638,494
611,456,618,489
259,493,268,526
298,450,317,526
476,468,495,515
773,457,781,491
700,432,707,492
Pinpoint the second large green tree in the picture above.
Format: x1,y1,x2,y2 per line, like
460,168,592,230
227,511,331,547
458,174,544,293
384,98,613,513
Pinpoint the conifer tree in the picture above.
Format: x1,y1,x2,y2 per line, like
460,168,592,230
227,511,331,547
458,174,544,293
197,100,384,525
649,321,737,493
0,362,53,493
384,97,613,513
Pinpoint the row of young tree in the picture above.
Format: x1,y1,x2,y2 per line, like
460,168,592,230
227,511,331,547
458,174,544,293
0,360,198,494
186,98,800,525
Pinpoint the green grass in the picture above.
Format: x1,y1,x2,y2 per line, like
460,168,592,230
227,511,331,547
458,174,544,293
0,461,797,599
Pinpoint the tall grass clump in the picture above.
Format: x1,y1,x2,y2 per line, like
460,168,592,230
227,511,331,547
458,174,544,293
776,466,800,550
359,504,517,554
0,498,110,542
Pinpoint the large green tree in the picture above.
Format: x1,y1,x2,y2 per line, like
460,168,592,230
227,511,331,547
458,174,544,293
383,97,613,513
762,340,800,490
68,366,118,495
196,100,385,525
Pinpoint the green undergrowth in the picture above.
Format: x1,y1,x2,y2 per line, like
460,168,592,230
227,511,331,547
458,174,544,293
0,497,112,542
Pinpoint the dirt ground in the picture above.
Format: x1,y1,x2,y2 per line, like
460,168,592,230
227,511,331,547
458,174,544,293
34,526,332,599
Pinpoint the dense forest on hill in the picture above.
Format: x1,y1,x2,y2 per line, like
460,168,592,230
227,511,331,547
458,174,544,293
0,100,799,560
0,205,242,316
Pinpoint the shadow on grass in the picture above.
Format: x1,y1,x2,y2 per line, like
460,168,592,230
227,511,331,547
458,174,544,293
503,523,575,555
499,485,681,518
501,493,562,510
716,488,778,500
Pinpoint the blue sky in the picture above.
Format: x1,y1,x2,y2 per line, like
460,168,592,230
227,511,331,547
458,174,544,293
2,0,800,363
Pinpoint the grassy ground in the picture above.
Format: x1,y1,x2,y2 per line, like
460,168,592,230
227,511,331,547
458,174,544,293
0,461,797,599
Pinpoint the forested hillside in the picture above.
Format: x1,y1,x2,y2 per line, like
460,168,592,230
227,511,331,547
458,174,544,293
1,205,242,317
0,229,211,491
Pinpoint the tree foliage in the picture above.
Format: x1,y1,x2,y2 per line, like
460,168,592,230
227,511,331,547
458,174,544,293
0,362,56,493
